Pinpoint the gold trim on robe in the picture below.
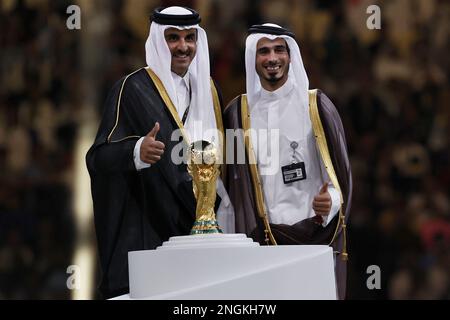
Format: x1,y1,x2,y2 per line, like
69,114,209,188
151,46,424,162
308,89,348,260
145,67,225,177
107,68,224,150
145,67,224,145
210,79,226,181
239,91,348,257
240,95,277,245
145,67,190,144
107,68,143,143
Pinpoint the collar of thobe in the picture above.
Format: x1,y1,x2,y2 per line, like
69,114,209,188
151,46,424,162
252,76,307,142
258,76,295,103
171,71,190,91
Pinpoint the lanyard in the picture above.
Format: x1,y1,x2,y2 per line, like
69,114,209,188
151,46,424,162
181,83,192,125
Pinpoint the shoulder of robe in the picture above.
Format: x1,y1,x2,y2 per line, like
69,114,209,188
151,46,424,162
112,68,151,94
123,68,152,91
223,94,242,115
315,89,336,110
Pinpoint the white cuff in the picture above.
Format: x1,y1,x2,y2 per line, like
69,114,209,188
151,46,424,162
321,184,341,227
133,137,151,171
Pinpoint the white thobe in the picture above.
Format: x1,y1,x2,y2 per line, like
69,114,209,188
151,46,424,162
250,77,340,227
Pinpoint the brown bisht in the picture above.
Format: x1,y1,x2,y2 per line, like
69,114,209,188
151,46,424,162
223,89,352,299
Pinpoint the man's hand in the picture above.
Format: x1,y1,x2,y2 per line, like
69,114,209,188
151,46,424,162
140,122,165,164
312,182,331,217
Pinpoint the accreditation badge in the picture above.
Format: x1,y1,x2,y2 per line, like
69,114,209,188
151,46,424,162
281,162,306,184
281,141,307,184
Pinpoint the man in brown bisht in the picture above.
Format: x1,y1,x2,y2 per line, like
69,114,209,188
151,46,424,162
223,23,352,299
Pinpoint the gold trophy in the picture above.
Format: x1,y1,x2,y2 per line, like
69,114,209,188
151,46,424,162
187,140,223,235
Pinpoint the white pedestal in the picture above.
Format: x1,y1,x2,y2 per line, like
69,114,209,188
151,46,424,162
112,234,337,300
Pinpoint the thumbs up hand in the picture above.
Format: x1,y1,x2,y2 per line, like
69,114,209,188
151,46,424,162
140,122,165,164
312,182,331,217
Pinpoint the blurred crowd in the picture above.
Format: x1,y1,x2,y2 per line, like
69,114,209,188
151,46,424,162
0,0,448,299
0,0,79,298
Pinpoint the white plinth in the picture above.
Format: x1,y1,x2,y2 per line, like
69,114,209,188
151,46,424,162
112,234,337,300
157,233,260,249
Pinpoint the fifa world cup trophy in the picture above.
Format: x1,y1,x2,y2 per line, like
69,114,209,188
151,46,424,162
187,140,223,234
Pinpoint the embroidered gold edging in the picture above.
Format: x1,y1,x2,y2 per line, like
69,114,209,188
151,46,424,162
110,135,141,143
210,79,224,138
210,79,226,181
241,95,277,246
145,67,190,145
146,68,226,180
224,95,241,113
107,68,143,143
308,89,348,260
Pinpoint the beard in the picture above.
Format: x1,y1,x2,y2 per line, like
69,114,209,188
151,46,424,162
267,74,282,83
257,63,289,85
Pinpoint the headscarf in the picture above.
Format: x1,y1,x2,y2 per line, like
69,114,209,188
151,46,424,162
145,6,218,144
245,23,309,112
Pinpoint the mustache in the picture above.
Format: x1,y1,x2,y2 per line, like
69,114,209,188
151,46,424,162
174,49,191,55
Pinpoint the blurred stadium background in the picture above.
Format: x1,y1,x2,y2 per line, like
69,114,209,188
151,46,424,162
0,0,448,299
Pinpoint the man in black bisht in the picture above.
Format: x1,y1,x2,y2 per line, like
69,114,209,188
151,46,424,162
223,24,352,299
86,6,234,299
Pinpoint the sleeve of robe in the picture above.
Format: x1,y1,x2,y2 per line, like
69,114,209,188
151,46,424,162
85,75,150,297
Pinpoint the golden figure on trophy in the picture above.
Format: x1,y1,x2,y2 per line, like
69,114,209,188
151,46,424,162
187,140,223,234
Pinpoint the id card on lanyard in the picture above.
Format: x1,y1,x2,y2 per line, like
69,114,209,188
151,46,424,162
281,141,307,184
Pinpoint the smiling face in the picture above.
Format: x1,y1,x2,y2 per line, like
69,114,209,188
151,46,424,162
164,27,197,76
255,37,290,91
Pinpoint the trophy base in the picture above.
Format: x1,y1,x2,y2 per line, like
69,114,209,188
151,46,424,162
190,220,223,235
